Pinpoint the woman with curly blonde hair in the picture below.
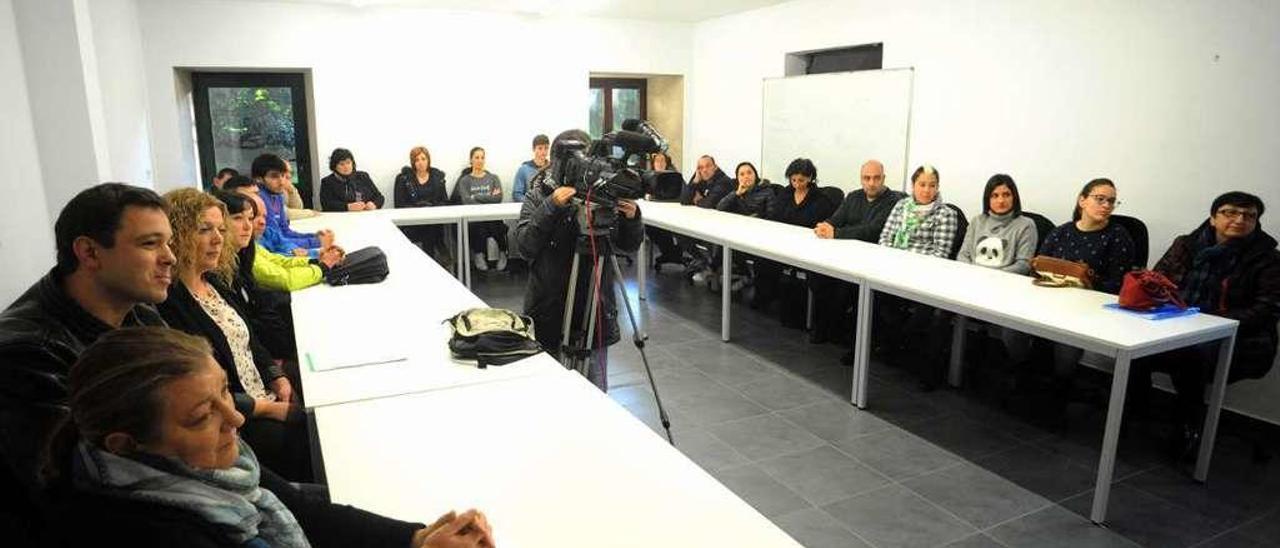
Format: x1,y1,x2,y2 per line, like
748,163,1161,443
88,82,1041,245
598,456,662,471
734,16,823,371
156,188,314,481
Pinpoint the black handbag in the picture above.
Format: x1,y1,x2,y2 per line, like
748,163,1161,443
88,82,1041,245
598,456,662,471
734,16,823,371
325,246,389,285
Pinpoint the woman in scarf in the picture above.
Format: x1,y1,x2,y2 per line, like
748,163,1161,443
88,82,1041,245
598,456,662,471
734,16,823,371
875,165,961,390
43,327,494,547
1131,192,1279,458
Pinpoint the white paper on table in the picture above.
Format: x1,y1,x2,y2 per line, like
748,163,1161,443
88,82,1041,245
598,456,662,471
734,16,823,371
302,316,415,372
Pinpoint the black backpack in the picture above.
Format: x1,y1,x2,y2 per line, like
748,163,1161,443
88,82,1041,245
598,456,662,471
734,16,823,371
445,308,543,368
325,246,389,285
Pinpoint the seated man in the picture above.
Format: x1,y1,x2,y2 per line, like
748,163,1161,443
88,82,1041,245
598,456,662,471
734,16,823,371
211,166,238,189
512,133,550,204
249,154,333,257
811,159,905,356
0,183,173,542
280,158,319,220
680,154,733,209
1132,191,1279,457
679,155,734,282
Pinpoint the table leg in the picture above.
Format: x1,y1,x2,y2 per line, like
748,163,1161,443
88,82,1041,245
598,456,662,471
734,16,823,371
454,224,464,281
461,220,472,289
1196,335,1236,481
949,316,968,388
1090,349,1132,524
721,247,731,342
638,236,648,302
806,288,815,331
852,284,874,408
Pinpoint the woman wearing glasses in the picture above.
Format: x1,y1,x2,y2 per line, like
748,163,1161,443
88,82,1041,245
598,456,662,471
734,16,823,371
1040,178,1136,294
1038,178,1137,419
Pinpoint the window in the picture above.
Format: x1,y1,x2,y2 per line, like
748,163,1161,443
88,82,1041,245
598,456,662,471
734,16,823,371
588,78,647,138
786,43,884,76
191,72,314,207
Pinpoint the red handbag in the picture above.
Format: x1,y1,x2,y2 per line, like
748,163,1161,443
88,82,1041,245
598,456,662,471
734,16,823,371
1118,270,1187,310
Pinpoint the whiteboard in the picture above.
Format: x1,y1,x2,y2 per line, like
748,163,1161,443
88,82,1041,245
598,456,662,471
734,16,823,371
761,68,913,194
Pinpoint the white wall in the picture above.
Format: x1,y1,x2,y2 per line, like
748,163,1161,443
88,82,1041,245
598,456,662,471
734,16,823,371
688,0,1280,422
12,0,109,223
0,0,55,306
136,0,693,202
87,0,155,186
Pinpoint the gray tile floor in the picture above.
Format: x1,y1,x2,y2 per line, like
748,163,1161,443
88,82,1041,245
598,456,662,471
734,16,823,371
470,261,1280,548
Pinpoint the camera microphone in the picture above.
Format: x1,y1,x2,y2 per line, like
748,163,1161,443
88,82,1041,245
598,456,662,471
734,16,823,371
621,119,669,152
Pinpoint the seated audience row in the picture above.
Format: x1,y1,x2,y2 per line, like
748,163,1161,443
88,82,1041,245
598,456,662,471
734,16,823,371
0,181,493,545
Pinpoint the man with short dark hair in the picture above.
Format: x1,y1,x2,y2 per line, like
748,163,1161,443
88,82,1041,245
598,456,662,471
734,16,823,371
211,167,239,189
1133,191,1279,458
0,183,174,539
250,154,333,257
512,134,550,203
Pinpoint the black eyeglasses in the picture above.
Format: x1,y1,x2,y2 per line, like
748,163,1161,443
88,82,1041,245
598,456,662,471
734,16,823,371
1216,208,1259,222
1087,194,1120,208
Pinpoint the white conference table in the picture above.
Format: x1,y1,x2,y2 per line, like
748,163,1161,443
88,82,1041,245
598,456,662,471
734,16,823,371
315,371,801,548
635,200,1238,524
293,200,1238,523
305,203,523,289
290,212,561,409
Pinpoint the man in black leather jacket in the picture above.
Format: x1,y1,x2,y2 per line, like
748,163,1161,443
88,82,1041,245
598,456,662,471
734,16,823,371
0,183,173,542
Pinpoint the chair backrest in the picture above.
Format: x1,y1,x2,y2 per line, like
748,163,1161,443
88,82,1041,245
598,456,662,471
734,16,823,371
1109,214,1149,268
945,203,968,260
820,186,845,210
1020,211,1057,253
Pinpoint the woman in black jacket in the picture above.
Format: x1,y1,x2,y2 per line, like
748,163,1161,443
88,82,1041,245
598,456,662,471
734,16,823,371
394,146,450,264
320,148,385,212
716,161,777,218
1131,192,1280,455
514,130,644,391
156,189,310,481
753,158,836,316
43,327,493,547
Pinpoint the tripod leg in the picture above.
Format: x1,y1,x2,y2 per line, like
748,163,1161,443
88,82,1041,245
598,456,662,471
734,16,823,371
581,254,605,384
608,255,674,444
560,254,582,371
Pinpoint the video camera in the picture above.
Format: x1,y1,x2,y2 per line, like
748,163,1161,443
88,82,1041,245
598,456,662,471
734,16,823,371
551,119,684,208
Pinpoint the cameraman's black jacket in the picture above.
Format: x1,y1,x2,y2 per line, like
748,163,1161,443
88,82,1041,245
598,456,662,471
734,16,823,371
515,181,644,354
679,168,733,209
716,179,779,218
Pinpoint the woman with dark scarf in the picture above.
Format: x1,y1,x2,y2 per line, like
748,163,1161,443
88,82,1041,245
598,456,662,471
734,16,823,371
1131,191,1280,457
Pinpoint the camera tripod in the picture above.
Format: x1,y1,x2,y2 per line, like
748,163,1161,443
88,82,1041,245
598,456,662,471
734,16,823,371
559,208,673,444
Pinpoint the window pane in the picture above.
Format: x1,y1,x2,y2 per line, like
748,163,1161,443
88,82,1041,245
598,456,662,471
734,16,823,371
612,88,640,130
207,86,297,179
588,88,604,139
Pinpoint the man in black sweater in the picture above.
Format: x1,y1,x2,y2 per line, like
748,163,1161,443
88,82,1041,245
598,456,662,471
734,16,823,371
810,160,905,360
815,160,903,241
0,183,173,543
678,155,734,280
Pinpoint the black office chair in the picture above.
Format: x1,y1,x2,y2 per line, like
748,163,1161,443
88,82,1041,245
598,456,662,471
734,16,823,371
1020,211,1057,253
820,186,845,210
945,203,968,260
1109,214,1149,267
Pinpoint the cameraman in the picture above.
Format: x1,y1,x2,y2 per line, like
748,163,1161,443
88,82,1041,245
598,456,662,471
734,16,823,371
515,130,644,391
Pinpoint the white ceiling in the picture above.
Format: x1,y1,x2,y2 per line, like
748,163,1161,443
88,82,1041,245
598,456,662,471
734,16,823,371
245,0,793,22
